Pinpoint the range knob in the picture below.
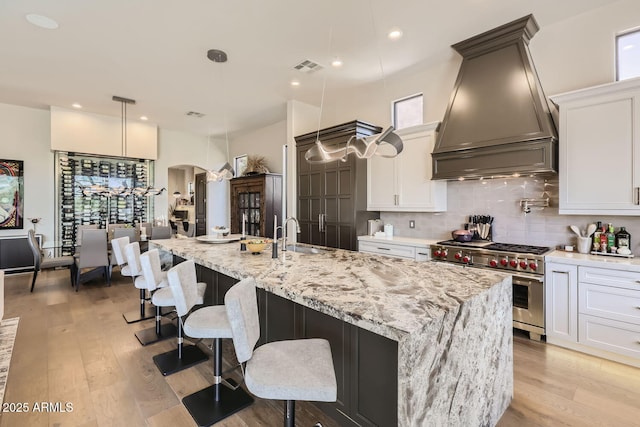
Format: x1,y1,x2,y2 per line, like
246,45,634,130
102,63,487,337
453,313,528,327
440,249,448,258
462,255,471,264
509,260,518,268
500,258,509,267
529,261,538,271
489,259,498,267
519,260,528,269
434,249,441,257
454,252,462,260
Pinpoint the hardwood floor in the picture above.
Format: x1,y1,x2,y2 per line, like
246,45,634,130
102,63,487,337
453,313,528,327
2,268,640,427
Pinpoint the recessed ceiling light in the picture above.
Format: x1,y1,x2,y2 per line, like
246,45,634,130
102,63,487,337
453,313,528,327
71,103,82,109
331,58,343,67
290,80,300,87
140,116,148,121
25,13,59,30
388,29,403,40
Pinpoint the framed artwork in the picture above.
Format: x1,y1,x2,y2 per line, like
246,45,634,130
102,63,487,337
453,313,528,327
234,154,248,177
0,159,24,229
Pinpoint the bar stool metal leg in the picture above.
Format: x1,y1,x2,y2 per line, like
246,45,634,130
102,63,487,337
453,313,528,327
152,317,207,376
285,400,295,427
123,287,154,323
134,303,177,346
182,338,254,426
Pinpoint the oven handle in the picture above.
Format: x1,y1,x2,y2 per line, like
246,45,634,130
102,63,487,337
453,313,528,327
512,274,544,284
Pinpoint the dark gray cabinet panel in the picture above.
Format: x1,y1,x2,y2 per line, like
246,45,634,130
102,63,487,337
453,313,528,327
295,120,381,251
351,328,398,427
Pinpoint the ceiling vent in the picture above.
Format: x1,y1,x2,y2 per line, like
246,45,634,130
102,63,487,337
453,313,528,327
293,59,323,74
186,111,205,118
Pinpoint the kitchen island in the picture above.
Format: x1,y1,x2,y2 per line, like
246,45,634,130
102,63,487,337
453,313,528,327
151,237,513,426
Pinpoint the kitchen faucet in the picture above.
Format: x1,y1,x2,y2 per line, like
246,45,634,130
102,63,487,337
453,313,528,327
281,217,301,251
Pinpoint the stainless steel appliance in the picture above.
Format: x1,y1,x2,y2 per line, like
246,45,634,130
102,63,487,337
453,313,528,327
430,240,552,340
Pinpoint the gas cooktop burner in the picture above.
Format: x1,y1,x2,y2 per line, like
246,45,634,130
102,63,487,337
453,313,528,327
436,240,552,255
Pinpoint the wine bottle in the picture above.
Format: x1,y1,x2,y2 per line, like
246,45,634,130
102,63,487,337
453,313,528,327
615,226,631,250
593,221,602,250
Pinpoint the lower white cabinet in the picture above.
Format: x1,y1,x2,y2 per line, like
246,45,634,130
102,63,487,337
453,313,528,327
545,262,578,343
545,261,640,367
358,239,430,262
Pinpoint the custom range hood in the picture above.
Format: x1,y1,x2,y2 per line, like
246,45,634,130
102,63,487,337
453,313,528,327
432,14,558,180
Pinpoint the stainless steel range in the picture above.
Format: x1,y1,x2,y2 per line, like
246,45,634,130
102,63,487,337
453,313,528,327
431,240,552,340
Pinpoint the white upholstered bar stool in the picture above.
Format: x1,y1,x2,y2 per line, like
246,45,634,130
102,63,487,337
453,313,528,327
167,261,253,426
122,242,154,323
225,278,337,427
153,259,208,376
134,249,177,346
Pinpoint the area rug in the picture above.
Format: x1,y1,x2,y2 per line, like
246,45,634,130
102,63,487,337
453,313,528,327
0,317,19,405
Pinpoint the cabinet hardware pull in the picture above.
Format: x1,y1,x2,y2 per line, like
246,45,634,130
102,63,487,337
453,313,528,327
636,187,640,205
377,247,391,251
418,252,428,256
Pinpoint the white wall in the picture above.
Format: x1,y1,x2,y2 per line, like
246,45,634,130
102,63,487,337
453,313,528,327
0,103,54,242
155,129,225,221
229,120,287,174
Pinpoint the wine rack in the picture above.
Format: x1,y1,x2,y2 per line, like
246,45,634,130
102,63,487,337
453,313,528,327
55,152,154,256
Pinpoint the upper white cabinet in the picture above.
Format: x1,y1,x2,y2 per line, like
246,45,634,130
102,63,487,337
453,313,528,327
552,78,640,215
51,106,158,160
367,122,447,212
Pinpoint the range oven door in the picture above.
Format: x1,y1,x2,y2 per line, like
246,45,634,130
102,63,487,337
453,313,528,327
512,274,545,339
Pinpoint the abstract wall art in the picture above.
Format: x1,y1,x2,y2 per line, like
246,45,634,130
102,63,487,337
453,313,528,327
0,160,24,229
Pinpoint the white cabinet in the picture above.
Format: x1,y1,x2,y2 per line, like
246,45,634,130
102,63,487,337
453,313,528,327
552,78,640,215
367,122,446,212
358,238,431,262
545,262,578,343
545,259,640,367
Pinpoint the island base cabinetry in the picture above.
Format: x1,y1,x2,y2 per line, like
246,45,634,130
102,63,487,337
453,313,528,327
545,261,640,367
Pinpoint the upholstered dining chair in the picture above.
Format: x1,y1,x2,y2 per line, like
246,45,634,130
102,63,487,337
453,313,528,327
134,249,177,345
74,229,111,291
150,225,172,240
225,278,337,427
76,224,99,246
153,260,208,376
27,229,75,292
113,227,138,243
167,264,254,426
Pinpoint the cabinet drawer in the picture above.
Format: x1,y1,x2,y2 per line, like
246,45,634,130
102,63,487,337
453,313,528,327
358,241,415,259
414,249,431,262
579,266,640,290
578,314,640,359
579,283,640,325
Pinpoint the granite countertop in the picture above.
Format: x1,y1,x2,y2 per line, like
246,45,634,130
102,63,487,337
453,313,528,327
153,237,511,342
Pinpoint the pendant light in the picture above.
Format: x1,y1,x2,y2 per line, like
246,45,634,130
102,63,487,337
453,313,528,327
304,2,404,164
205,48,236,182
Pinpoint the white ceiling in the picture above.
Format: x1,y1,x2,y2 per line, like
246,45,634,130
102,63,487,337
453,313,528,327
0,0,619,138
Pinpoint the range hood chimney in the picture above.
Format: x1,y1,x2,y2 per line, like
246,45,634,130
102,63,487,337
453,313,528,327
432,14,558,180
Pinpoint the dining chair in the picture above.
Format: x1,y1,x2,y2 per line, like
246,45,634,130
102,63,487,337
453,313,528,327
225,278,337,427
113,227,138,243
151,225,172,240
74,229,111,291
76,224,99,246
27,229,75,292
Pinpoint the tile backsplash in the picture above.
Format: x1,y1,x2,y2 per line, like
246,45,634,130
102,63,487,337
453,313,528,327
380,177,640,253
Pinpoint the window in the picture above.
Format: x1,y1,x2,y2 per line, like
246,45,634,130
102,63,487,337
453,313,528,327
616,29,640,81
392,94,423,129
